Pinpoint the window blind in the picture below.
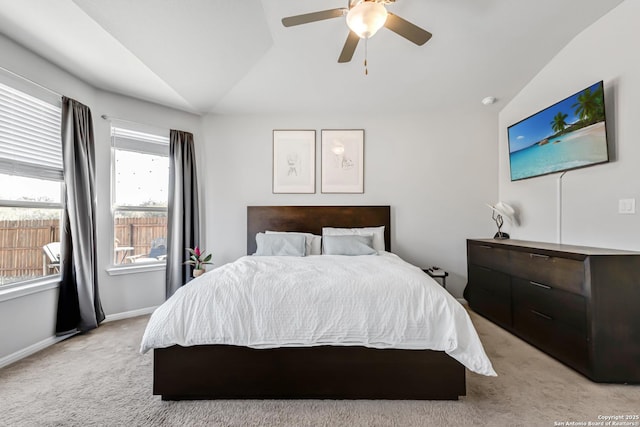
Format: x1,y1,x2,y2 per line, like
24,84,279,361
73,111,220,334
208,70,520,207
112,127,169,157
0,81,62,181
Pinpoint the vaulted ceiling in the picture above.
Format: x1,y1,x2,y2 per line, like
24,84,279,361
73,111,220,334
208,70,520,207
0,0,625,115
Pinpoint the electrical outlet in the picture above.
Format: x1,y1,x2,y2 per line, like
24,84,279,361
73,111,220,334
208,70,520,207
618,198,636,214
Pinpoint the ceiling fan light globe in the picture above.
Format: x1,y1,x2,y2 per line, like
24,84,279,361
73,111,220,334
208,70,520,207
346,1,388,39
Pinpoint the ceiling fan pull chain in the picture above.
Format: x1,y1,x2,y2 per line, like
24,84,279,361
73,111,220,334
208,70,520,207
364,37,368,75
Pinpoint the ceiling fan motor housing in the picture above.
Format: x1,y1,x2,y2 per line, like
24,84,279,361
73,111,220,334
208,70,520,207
347,1,389,38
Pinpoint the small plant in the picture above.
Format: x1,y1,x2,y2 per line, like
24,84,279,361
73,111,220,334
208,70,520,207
185,247,213,270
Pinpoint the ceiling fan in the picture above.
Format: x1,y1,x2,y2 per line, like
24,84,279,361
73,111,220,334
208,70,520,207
282,0,432,64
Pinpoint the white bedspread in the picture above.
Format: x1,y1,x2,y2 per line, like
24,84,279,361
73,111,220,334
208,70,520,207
140,252,496,376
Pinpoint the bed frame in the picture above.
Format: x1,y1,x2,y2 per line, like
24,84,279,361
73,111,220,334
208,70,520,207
154,206,466,400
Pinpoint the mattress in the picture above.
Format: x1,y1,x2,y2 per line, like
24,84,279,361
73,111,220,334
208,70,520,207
140,252,496,376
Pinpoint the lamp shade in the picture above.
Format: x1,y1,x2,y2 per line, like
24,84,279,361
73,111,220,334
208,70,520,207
487,202,516,223
346,1,388,39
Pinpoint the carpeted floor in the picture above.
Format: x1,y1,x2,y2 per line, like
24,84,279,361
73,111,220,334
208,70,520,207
1,311,638,427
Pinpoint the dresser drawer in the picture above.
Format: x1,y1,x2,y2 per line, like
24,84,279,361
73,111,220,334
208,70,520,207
467,285,511,329
467,264,511,328
510,250,585,295
513,307,588,372
468,264,511,298
512,277,586,332
468,243,510,271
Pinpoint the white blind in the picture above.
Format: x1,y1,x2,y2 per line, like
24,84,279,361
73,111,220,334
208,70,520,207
0,81,62,180
112,127,169,157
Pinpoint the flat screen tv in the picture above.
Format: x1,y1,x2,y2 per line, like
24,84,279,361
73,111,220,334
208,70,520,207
508,81,609,181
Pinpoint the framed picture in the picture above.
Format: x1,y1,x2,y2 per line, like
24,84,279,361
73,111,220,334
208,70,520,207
273,130,316,193
321,129,364,193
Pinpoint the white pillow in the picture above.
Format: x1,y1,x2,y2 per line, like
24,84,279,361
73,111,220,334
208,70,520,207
322,226,385,251
265,231,322,255
322,235,377,256
254,233,306,256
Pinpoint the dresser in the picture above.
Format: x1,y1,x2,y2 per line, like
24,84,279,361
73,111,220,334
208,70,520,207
465,238,640,383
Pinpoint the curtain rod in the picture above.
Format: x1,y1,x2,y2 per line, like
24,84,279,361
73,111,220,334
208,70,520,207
101,114,146,126
101,114,171,134
0,65,62,97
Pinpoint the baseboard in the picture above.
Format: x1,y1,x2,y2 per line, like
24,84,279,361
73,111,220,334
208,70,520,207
103,306,157,323
0,306,157,370
0,335,67,369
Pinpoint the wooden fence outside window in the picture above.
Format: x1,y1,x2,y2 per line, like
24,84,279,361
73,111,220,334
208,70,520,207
0,217,166,285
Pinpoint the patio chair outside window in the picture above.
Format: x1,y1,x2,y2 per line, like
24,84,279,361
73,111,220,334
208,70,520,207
42,242,61,275
126,237,167,263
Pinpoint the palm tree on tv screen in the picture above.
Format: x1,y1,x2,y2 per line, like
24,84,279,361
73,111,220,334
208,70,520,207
550,112,569,134
572,86,605,123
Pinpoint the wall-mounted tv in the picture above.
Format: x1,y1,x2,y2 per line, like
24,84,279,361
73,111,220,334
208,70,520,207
508,81,609,181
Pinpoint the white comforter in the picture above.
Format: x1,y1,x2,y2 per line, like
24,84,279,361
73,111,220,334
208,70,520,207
140,252,496,376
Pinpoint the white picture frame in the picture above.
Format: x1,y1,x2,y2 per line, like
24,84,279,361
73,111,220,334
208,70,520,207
321,129,364,193
272,130,316,194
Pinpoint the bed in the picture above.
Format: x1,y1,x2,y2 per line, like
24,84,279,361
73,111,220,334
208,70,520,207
144,205,495,400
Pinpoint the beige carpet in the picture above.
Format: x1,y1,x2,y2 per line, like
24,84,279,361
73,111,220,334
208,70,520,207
1,311,638,427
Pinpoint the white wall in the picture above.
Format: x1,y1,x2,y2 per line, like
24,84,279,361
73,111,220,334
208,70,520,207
201,107,499,299
498,0,640,250
0,33,202,364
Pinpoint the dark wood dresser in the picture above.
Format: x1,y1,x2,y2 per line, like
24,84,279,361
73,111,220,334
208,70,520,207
465,238,640,383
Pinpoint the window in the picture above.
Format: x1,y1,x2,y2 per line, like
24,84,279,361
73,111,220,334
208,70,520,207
0,81,63,288
111,127,169,266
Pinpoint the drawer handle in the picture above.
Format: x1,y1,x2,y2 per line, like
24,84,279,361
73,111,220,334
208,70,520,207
531,309,553,321
530,253,550,260
478,245,493,249
478,266,491,272
529,281,551,290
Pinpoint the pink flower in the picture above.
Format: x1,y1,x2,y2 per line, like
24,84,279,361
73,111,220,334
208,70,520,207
185,247,213,271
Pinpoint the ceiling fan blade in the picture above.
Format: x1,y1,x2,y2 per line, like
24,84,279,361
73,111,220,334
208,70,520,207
338,31,360,63
384,13,432,46
282,8,346,27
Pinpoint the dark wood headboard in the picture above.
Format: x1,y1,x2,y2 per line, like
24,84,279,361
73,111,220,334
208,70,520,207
247,206,391,255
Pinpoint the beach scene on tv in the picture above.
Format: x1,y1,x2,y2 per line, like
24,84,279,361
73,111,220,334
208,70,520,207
508,82,608,181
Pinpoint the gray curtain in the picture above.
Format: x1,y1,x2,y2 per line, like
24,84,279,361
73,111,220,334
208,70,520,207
166,130,200,298
56,97,104,334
